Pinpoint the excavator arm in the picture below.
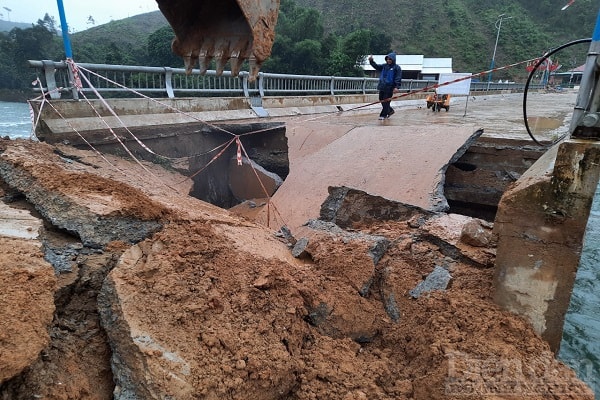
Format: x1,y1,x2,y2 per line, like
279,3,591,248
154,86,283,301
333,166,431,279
156,0,279,82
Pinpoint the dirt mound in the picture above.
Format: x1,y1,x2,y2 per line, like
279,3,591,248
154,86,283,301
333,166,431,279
0,138,593,399
0,236,56,383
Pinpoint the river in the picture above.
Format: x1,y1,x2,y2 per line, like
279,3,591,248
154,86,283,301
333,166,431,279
0,101,34,140
1,99,598,398
559,183,600,397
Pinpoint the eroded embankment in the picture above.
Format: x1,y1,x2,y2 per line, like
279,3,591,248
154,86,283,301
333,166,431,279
0,138,593,400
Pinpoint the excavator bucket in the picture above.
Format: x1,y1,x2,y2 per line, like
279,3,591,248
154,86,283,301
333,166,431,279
156,0,280,82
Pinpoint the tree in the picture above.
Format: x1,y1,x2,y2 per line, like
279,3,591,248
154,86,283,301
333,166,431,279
10,25,55,61
264,0,393,76
369,30,393,55
104,42,129,65
0,22,59,91
263,0,328,74
323,28,394,76
147,26,180,67
0,32,19,88
38,14,58,34
276,0,323,41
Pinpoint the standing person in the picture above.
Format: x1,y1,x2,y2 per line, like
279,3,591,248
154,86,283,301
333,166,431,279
369,52,402,120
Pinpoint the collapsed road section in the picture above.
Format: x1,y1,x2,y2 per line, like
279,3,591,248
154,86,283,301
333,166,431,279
0,128,594,399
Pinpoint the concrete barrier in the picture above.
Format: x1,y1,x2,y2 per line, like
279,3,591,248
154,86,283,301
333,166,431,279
29,94,429,142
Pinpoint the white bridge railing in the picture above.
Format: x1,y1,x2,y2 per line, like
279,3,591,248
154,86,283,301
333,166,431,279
28,60,534,100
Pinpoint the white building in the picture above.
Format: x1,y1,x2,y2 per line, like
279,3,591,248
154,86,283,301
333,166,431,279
361,55,453,80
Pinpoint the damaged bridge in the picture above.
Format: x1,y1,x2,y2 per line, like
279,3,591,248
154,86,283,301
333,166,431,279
1,90,599,398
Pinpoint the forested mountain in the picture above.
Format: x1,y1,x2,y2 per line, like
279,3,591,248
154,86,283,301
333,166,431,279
69,0,598,79
0,0,596,99
69,12,169,65
0,20,32,32
295,0,596,76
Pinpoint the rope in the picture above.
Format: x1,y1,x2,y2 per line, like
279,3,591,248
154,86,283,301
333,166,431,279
58,62,293,231
184,137,237,181
68,60,166,160
75,63,239,139
345,55,544,112
237,139,287,228
37,98,119,170
29,78,65,140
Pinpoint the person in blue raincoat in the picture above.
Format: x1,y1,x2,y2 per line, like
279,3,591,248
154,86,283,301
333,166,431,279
369,52,402,120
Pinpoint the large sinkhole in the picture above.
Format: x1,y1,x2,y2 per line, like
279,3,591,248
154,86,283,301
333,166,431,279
90,122,289,209
185,122,289,208
443,138,547,222
87,122,547,223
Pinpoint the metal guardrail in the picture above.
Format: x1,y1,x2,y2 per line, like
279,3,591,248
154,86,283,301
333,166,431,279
28,60,536,100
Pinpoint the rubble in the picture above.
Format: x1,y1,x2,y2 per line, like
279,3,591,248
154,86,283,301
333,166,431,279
409,266,452,298
0,138,593,399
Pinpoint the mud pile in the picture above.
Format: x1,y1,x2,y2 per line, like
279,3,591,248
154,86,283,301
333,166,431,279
0,138,593,399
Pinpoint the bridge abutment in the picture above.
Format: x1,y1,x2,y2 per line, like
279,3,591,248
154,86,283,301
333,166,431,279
492,139,600,352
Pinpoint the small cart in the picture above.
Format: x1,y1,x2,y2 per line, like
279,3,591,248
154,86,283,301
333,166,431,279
425,92,451,112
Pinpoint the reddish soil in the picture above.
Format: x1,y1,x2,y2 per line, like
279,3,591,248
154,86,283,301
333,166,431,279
0,138,593,399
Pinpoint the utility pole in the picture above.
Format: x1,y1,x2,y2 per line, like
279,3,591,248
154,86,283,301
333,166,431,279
488,14,512,83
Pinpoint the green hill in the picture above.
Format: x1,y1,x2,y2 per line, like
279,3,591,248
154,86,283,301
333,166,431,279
71,12,167,50
294,0,596,75
0,19,35,32
20,0,595,81
69,12,168,63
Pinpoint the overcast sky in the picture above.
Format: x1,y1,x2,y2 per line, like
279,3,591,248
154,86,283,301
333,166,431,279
1,0,159,32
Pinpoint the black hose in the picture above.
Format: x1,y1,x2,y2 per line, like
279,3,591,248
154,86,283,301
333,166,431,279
523,38,591,146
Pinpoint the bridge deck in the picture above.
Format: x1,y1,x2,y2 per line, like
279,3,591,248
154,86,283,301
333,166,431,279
233,91,575,233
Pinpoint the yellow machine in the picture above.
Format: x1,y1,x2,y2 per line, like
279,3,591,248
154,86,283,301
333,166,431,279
425,92,451,112
156,0,280,81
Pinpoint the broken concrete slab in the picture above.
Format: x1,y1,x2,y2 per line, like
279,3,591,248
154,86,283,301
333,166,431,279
0,202,42,240
228,156,283,201
0,143,166,248
252,121,482,233
291,236,309,258
420,213,496,268
319,186,436,229
460,218,493,247
312,186,495,268
304,219,391,265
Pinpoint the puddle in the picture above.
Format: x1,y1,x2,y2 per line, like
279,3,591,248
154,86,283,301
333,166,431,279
526,116,564,131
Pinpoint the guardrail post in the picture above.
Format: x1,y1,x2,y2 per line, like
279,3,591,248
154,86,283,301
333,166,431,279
41,60,61,99
64,60,79,100
330,76,335,96
241,72,250,97
258,72,265,99
164,67,174,98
